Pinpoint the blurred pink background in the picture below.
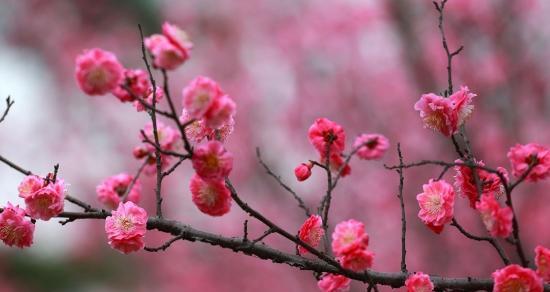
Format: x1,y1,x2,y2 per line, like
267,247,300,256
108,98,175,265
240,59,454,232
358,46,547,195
0,0,549,291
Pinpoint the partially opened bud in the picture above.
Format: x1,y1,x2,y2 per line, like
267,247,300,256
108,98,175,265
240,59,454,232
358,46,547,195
294,162,313,181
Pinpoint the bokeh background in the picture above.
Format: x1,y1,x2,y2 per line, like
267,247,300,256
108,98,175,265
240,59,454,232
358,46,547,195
0,0,549,291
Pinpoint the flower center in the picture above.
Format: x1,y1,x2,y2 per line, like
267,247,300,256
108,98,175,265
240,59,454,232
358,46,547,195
87,68,108,87
201,186,217,206
205,154,219,170
425,193,443,215
114,185,128,197
501,279,527,292
424,112,446,132
116,216,134,232
366,138,378,149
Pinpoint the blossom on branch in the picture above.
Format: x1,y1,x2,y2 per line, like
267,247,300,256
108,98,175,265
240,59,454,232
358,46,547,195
507,143,550,182
189,175,231,216
96,173,141,209
18,175,66,221
475,194,512,238
416,179,455,234
405,272,434,292
297,214,324,254
331,219,369,256
144,34,189,70
134,86,164,112
136,120,181,175
294,162,313,182
111,69,151,103
308,118,346,156
317,273,350,292
0,202,34,248
454,159,508,208
75,48,124,95
535,245,550,282
104,202,147,254
353,133,389,160
192,141,233,181
492,264,543,292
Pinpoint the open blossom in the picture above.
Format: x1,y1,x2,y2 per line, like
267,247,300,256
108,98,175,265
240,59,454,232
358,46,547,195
405,272,434,292
144,34,188,70
414,86,475,137
475,194,513,238
353,134,389,160
105,202,147,254
507,143,550,182
134,86,164,112
96,173,141,210
454,159,508,208
18,176,66,221
203,95,237,129
182,76,223,119
75,48,124,95
189,175,231,216
416,179,455,234
317,274,351,292
492,265,543,292
308,118,346,156
298,215,324,254
179,109,235,144
0,203,34,248
162,22,193,54
192,141,233,181
111,69,151,103
295,162,313,182
535,245,550,282
338,247,374,272
331,219,369,256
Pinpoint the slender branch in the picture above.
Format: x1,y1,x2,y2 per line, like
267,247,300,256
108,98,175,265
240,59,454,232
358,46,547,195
144,234,184,252
0,96,14,124
121,159,149,202
256,148,311,217
450,218,510,265
395,144,407,273
140,130,190,158
138,24,164,218
0,154,32,175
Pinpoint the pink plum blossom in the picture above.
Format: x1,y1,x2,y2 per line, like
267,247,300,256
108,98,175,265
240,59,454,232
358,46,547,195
492,264,543,292
104,201,147,254
353,134,390,160
297,214,324,254
317,274,351,292
454,159,508,208
203,94,237,130
338,247,374,272
18,176,66,221
507,143,550,182
189,175,232,216
449,86,476,126
405,272,434,292
0,202,34,248
162,22,193,54
475,194,513,238
308,118,346,156
75,48,124,95
96,173,142,210
331,219,369,256
192,141,233,181
535,245,550,282
111,69,150,103
294,162,313,182
144,34,188,70
416,179,455,234
181,76,223,119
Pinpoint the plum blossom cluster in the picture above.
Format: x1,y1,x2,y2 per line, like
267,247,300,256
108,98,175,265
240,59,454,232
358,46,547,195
414,86,476,137
96,173,142,209
295,118,389,182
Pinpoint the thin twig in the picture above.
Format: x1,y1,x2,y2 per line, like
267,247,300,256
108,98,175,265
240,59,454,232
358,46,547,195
161,69,193,154
121,159,149,202
396,144,407,273
144,234,184,252
0,96,14,124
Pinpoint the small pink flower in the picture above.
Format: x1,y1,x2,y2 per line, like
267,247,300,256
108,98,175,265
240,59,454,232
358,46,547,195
454,159,508,208
144,34,188,70
162,22,193,55
331,219,369,256
308,118,346,156
338,247,374,272
353,134,390,160
492,264,543,292
192,141,233,181
507,143,550,182
535,245,550,282
295,163,313,182
189,175,232,216
475,194,513,238
182,76,223,119
298,214,324,254
75,48,124,95
405,272,434,292
96,173,142,210
104,201,147,254
18,176,66,221
111,69,151,103
203,94,237,130
416,179,455,234
414,93,457,136
134,86,164,112
0,203,34,248
317,273,351,292
449,86,476,126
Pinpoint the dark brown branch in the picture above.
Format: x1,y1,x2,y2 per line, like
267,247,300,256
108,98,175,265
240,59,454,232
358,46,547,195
0,154,32,176
395,144,407,273
450,218,510,265
144,234,184,252
0,96,14,124
256,148,311,217
121,159,149,202
140,130,190,159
